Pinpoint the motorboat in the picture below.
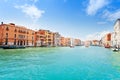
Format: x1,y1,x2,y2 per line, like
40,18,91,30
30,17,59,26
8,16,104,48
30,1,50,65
112,48,119,52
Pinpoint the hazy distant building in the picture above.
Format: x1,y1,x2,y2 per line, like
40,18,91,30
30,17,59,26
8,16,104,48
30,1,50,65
74,39,81,46
53,32,61,47
100,33,111,47
91,40,100,46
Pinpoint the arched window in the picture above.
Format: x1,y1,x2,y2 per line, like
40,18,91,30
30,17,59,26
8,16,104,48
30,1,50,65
14,29,17,32
6,33,8,38
14,34,16,38
5,38,8,45
14,39,16,45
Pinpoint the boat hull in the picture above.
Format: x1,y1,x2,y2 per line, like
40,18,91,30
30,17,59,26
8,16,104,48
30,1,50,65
2,45,26,49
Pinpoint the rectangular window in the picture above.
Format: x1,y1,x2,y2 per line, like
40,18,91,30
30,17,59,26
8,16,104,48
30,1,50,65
6,33,8,38
14,34,16,38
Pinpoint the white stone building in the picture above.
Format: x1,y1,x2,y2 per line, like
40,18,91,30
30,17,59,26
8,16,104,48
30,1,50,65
112,19,120,47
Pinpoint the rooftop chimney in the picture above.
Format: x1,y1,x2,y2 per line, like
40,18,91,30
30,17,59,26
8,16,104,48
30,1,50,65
1,22,3,25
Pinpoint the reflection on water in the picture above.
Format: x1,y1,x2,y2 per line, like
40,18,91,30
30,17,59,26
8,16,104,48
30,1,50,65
0,47,120,80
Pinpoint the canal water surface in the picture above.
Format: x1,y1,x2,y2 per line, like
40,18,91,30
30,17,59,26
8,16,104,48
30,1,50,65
0,46,120,80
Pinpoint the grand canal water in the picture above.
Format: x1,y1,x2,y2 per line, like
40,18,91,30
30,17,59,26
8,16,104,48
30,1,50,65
0,46,120,80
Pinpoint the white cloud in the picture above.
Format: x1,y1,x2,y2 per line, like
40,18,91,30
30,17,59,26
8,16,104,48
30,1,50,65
85,30,110,40
103,10,120,21
86,0,109,15
15,4,45,20
97,21,107,25
32,0,38,3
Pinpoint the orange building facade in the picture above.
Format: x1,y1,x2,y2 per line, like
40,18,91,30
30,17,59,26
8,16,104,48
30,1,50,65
101,33,111,47
35,29,54,47
0,23,35,46
60,37,70,46
0,22,81,47
60,37,66,46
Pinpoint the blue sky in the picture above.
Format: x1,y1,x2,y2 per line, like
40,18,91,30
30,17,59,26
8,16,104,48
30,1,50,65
0,0,120,40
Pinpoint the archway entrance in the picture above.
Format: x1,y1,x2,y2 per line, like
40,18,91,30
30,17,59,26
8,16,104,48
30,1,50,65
20,40,23,46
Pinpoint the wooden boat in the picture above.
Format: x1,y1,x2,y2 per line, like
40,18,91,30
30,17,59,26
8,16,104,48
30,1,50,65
2,45,25,49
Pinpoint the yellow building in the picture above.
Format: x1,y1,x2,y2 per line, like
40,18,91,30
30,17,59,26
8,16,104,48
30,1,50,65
35,30,54,47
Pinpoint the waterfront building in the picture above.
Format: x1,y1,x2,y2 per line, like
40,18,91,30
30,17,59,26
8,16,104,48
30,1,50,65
84,40,91,47
35,30,47,47
36,30,54,47
46,30,54,46
80,41,84,46
0,22,35,46
61,38,81,47
111,32,115,47
0,22,81,48
101,33,111,47
65,38,71,46
74,39,81,46
53,32,61,47
60,37,66,46
112,19,120,47
35,31,43,47
91,40,100,46
100,36,105,46
60,37,71,46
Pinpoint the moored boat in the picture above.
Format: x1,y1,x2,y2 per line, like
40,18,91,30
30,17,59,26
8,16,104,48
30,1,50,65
105,46,111,48
104,44,111,48
2,45,26,49
112,48,119,52
70,45,74,48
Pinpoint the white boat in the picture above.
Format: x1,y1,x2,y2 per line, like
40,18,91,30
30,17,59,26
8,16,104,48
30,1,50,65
112,48,119,52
